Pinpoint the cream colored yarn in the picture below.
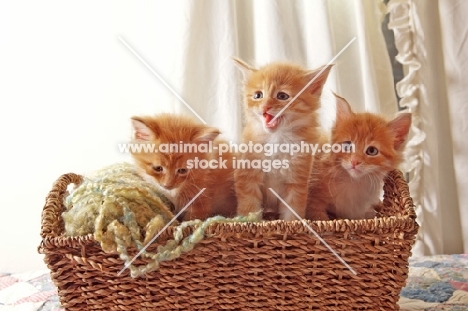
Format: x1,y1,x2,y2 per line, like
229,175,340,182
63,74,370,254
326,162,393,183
63,162,176,253
62,162,261,278
121,212,261,277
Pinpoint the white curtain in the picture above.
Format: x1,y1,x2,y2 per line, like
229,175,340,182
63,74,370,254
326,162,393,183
438,0,468,254
169,0,397,140
388,0,468,255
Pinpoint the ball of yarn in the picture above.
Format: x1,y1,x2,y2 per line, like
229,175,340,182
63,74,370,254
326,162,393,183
62,162,175,253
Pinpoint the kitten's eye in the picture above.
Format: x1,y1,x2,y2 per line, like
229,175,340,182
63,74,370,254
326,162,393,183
152,165,164,173
277,92,290,100
366,146,379,156
253,91,263,99
177,168,188,175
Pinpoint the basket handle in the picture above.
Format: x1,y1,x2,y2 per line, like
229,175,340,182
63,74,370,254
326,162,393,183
382,169,417,219
40,173,83,238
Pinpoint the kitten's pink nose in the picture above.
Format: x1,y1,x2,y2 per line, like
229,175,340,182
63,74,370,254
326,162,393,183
262,105,271,113
163,184,175,190
351,159,361,168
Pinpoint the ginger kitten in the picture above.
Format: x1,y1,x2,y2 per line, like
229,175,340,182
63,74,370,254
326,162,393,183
130,113,237,221
306,94,412,220
233,58,332,220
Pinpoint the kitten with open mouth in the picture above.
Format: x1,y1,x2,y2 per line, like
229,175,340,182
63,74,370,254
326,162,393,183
262,111,282,129
233,58,332,220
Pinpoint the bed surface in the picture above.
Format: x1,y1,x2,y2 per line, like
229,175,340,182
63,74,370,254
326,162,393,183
1,254,467,310
399,254,468,310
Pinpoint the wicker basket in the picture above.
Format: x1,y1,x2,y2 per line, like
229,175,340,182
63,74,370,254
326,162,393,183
38,169,418,310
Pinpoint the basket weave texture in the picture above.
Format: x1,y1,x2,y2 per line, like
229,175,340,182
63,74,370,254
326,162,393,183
38,169,418,311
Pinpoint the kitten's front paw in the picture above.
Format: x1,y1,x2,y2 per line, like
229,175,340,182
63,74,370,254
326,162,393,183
364,208,378,219
237,204,262,217
305,210,330,221
281,212,299,222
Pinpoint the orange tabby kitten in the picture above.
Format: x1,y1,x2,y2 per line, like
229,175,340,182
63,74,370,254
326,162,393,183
130,113,237,221
233,58,332,220
306,94,412,220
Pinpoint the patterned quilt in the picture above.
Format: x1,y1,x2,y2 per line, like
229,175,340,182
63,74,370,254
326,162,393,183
0,270,62,311
1,254,467,310
399,254,468,310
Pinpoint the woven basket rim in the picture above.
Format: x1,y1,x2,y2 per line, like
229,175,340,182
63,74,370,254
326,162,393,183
39,169,418,253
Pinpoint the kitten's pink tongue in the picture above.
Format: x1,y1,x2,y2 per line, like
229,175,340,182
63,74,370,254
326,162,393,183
263,113,278,128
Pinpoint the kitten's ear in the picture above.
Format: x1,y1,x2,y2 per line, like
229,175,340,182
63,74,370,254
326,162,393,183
194,127,220,143
334,92,354,121
388,113,412,150
232,57,255,81
131,116,157,141
304,64,333,95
